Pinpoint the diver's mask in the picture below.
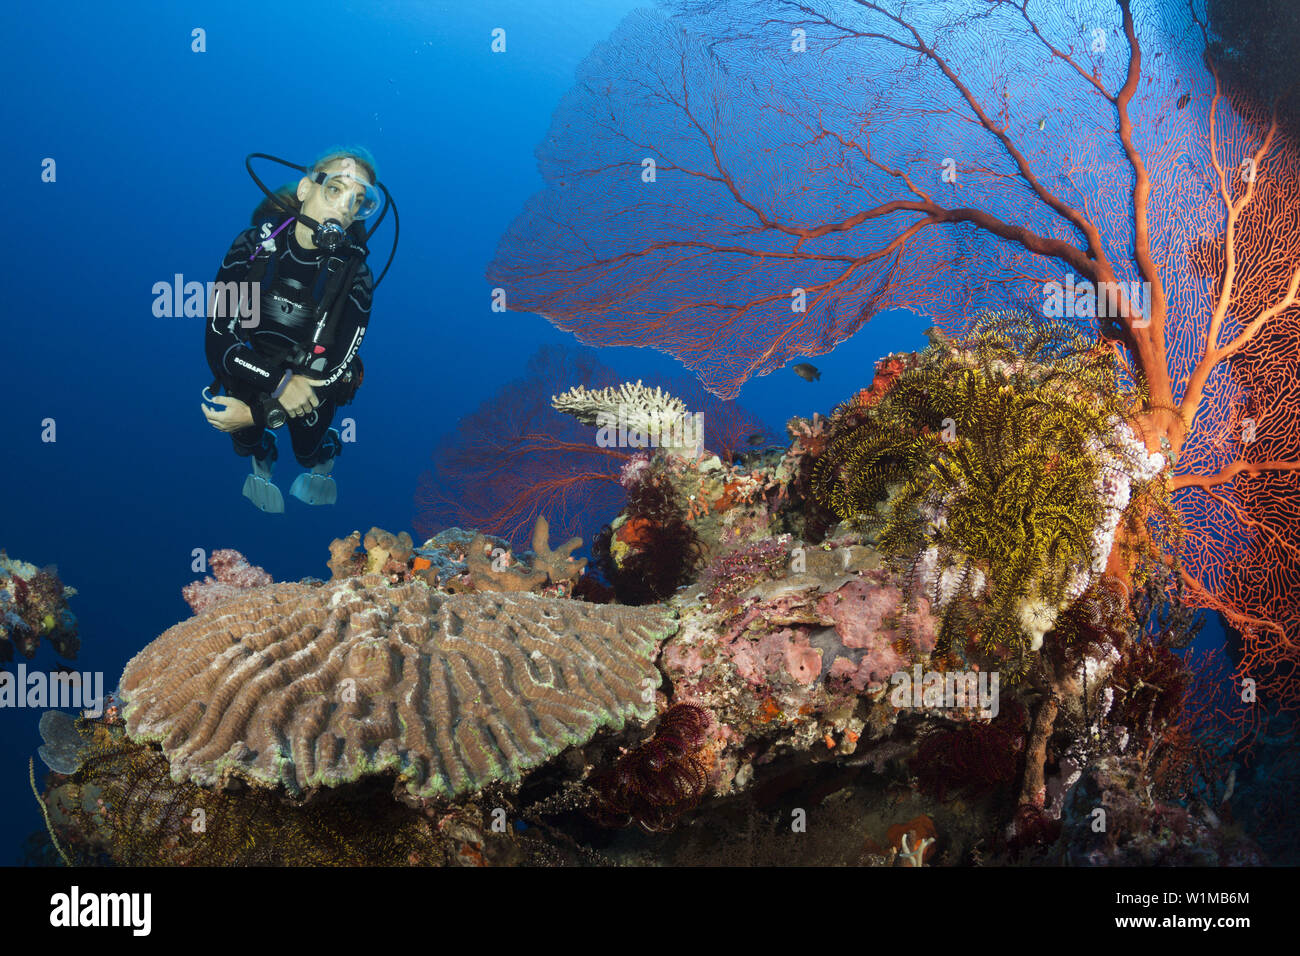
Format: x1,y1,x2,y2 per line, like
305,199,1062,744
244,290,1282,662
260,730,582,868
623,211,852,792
308,160,380,252
305,160,379,252
310,162,381,220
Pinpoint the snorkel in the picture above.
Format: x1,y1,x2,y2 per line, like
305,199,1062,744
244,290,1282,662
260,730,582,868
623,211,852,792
245,152,399,287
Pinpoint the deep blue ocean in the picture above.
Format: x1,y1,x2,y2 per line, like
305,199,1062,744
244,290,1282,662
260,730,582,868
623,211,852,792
0,0,1228,865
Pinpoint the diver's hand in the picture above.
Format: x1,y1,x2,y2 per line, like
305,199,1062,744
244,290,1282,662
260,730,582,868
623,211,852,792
202,395,255,432
281,375,326,418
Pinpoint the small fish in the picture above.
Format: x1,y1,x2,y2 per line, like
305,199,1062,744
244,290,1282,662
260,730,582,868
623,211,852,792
1035,116,1046,130
793,363,821,382
1177,92,1190,110
746,432,767,446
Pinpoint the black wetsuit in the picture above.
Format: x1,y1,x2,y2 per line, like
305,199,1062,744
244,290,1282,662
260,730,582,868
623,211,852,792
205,221,372,468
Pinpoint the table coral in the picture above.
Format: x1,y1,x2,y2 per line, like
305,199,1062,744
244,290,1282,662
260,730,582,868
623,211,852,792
552,380,701,457
120,574,676,801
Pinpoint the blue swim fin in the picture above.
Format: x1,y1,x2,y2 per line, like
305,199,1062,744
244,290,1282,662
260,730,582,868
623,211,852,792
242,456,284,514
289,460,337,505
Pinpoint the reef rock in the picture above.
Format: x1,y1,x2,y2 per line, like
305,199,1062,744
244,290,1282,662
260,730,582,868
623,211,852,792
0,551,78,661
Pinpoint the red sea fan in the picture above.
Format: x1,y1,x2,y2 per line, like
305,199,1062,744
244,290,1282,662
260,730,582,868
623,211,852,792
414,345,629,551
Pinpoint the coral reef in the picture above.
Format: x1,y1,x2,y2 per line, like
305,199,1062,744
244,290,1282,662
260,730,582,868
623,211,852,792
660,531,950,793
120,573,675,801
0,551,78,661
1058,755,1264,866
40,308,1291,867
182,549,274,614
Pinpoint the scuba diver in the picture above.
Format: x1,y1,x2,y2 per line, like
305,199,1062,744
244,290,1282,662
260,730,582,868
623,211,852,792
201,148,397,512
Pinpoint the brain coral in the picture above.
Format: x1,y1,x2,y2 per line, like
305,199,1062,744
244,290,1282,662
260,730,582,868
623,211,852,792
119,574,675,801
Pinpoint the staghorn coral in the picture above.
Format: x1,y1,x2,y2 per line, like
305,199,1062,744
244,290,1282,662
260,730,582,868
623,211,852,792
552,380,702,457
811,310,1167,677
0,552,78,661
182,549,274,614
119,574,676,801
